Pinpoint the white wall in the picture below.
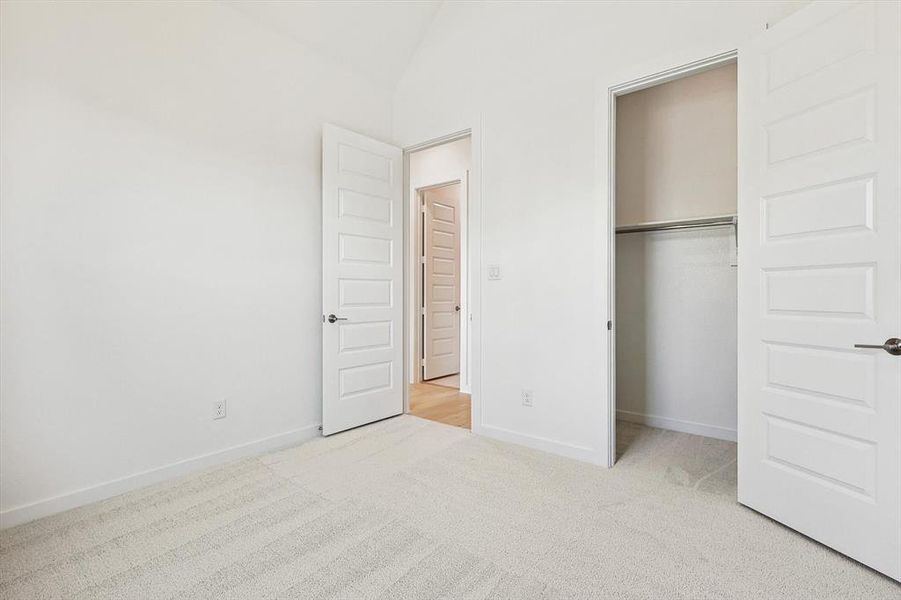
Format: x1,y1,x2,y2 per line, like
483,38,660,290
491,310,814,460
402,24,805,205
392,0,807,463
0,1,392,526
408,138,471,391
615,63,737,226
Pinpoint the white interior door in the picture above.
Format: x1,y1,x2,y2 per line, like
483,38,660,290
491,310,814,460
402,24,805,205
422,183,462,380
322,124,403,436
738,0,900,579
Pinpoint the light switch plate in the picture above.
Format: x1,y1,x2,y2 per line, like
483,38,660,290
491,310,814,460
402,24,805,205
521,389,534,407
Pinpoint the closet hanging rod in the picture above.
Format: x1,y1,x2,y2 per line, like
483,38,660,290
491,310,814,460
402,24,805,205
615,214,737,235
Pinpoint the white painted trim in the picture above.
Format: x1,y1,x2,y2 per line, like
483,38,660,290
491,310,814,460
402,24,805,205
616,410,737,442
468,121,482,432
403,129,471,154
403,148,413,414
479,423,606,465
609,50,738,96
600,49,738,468
605,80,618,468
0,423,321,529
459,168,472,395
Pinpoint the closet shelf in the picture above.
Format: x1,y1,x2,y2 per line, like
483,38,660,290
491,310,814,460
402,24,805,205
615,214,737,235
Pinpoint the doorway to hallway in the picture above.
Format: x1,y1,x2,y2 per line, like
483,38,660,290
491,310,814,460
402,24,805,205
406,135,472,430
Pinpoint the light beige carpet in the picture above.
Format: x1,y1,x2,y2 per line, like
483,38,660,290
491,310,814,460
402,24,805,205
0,416,897,599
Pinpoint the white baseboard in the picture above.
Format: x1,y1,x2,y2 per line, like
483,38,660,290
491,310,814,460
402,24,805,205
475,422,606,465
616,410,737,442
0,423,321,529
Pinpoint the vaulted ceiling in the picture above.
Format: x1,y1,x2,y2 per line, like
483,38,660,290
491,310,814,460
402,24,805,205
223,1,444,89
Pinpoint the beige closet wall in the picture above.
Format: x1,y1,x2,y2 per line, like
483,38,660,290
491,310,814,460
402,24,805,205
616,63,737,226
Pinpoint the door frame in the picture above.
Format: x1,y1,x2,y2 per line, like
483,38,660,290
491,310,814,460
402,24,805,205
603,49,738,466
412,178,468,386
402,128,481,431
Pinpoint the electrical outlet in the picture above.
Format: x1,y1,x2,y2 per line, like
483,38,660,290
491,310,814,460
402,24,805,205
213,400,227,420
487,264,502,280
521,389,534,407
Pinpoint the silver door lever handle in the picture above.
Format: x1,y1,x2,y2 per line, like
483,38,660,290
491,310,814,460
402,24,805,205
854,338,901,356
326,314,348,324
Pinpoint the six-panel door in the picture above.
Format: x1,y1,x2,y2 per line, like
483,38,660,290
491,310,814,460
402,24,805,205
738,0,900,580
322,124,403,436
422,183,462,380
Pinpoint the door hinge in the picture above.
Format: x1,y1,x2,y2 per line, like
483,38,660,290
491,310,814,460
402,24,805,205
607,320,612,331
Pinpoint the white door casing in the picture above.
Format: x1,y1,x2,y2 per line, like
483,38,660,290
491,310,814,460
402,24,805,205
738,0,900,580
322,124,403,436
422,183,462,380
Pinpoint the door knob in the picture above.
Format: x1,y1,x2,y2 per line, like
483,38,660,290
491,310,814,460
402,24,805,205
455,305,461,312
326,314,347,324
854,338,901,356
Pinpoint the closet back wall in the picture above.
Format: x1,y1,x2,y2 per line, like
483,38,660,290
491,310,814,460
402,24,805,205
616,64,737,226
615,64,738,441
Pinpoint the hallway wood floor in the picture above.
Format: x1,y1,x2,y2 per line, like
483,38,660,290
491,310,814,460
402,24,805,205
408,382,471,429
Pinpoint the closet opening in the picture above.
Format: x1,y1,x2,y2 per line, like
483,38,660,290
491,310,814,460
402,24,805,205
609,54,738,474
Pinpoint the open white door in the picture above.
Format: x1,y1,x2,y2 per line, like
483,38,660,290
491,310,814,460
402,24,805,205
422,183,462,380
322,124,403,435
738,0,900,580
